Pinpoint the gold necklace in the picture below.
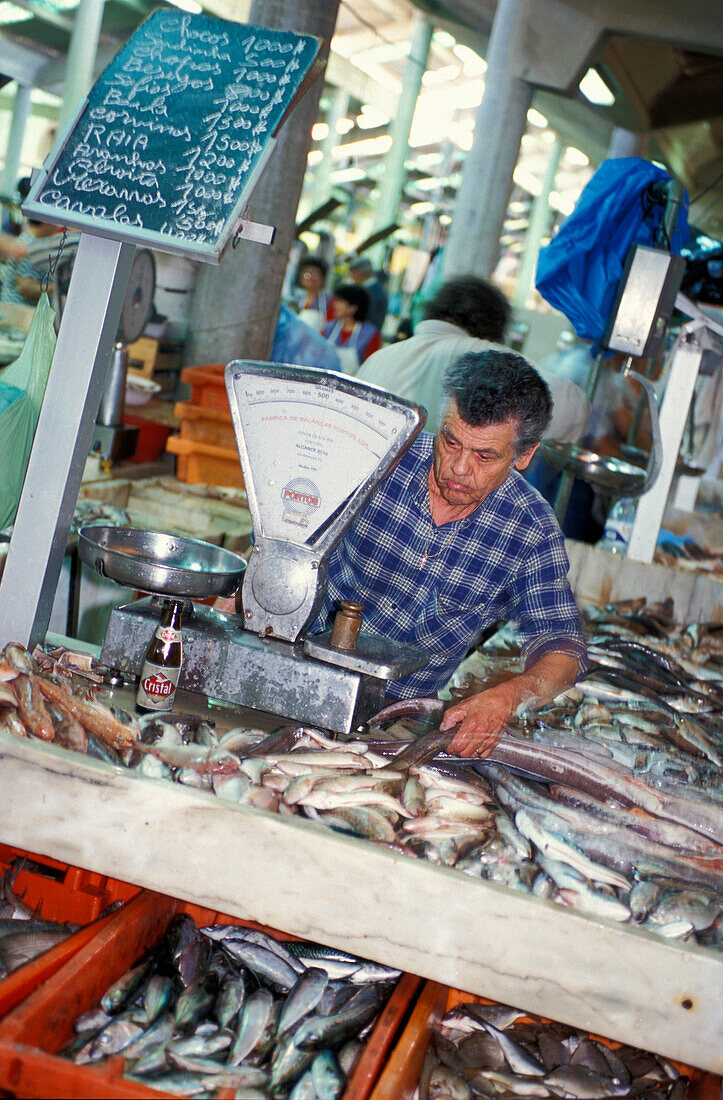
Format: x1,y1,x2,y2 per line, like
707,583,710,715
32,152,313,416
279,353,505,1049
421,516,456,565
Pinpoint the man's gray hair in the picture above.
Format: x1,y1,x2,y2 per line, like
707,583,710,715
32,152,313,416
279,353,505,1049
442,351,552,454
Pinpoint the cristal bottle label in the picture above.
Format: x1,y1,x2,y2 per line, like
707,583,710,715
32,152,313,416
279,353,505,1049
136,659,181,710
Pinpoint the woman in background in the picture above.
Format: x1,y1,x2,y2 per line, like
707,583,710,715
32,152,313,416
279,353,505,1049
322,284,381,375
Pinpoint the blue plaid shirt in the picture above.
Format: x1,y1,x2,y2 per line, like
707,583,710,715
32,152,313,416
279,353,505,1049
313,434,587,698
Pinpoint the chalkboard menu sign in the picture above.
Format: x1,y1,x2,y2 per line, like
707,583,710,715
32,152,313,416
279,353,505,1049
23,11,323,261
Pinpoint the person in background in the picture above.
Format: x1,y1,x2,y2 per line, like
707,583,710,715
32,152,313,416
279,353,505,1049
348,256,388,331
293,254,333,332
0,178,59,305
322,283,382,375
356,275,590,443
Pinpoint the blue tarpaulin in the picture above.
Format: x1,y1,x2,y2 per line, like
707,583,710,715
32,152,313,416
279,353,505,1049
535,158,689,346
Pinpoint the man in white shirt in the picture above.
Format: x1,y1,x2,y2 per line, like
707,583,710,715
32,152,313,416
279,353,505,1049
356,276,590,444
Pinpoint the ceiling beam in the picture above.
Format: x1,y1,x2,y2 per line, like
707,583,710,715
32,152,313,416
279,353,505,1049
6,0,73,32
0,33,48,86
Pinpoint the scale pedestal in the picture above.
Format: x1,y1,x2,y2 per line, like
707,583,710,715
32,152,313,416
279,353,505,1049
102,598,427,733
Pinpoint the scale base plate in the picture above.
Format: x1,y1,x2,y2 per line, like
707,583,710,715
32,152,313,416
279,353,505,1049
102,599,394,734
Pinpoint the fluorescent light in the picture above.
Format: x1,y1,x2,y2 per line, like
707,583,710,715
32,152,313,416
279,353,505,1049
409,201,435,215
433,30,456,48
541,130,557,144
550,190,575,215
414,152,444,168
332,135,392,159
439,214,451,225
422,64,461,86
307,150,323,166
335,117,355,135
450,125,473,151
311,122,329,141
164,0,202,12
527,108,548,128
579,68,615,106
357,105,390,130
513,167,543,197
330,167,367,184
452,44,486,76
565,146,589,167
413,176,445,191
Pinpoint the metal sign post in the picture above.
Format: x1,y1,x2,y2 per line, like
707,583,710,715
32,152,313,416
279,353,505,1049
0,233,134,647
627,319,721,563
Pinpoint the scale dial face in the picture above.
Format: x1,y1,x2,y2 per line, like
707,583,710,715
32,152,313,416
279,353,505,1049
228,368,421,547
119,249,156,344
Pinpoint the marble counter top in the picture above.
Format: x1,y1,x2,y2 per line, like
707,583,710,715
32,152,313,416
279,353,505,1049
0,733,720,1073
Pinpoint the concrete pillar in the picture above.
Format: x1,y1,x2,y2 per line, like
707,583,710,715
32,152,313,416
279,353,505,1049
185,0,340,366
607,127,647,159
308,86,349,212
57,0,105,134
1,84,33,197
368,11,432,265
443,0,532,280
513,139,562,309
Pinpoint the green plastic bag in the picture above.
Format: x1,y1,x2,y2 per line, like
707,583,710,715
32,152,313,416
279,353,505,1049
0,292,56,528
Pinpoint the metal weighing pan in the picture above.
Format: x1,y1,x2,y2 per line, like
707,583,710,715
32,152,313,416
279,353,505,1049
541,441,647,495
78,526,246,598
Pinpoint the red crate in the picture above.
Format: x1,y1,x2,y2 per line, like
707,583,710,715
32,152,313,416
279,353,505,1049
0,846,140,1023
370,983,720,1100
0,889,421,1099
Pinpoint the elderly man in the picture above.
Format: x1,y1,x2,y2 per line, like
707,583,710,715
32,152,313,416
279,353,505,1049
313,350,587,759
356,276,590,444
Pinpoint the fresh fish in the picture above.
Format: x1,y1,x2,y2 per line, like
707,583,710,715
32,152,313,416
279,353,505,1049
228,988,277,1065
173,974,218,1033
213,973,247,1030
130,973,173,1026
515,810,631,891
81,1014,143,1062
310,1049,345,1100
221,941,299,993
544,1064,630,1097
101,960,151,1014
278,966,329,1037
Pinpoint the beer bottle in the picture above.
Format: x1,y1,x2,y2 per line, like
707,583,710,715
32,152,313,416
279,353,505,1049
136,600,183,713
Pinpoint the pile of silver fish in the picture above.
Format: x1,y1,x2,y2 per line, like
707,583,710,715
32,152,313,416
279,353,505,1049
418,998,692,1099
63,913,400,1098
1,595,721,950
0,858,77,980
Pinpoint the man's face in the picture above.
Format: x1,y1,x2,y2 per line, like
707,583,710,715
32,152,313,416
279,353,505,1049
432,400,538,509
349,268,367,285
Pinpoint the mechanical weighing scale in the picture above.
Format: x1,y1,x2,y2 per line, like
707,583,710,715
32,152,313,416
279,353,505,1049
81,362,430,733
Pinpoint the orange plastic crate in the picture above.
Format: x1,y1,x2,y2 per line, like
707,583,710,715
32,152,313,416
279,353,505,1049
370,983,720,1100
180,364,228,413
0,845,140,1023
0,889,421,1099
165,435,244,489
174,402,236,449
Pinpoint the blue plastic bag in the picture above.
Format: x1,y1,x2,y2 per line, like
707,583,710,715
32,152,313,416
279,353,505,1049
271,303,342,372
536,158,689,345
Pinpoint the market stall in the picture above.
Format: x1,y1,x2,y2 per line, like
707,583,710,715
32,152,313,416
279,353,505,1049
0,12,720,1099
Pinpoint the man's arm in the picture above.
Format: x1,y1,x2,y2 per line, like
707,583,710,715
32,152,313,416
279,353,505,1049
440,650,580,758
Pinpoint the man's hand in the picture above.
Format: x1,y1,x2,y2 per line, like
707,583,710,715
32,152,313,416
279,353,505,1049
439,651,580,760
440,682,518,758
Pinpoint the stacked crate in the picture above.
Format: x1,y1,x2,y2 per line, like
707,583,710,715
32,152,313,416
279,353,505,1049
166,366,244,489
